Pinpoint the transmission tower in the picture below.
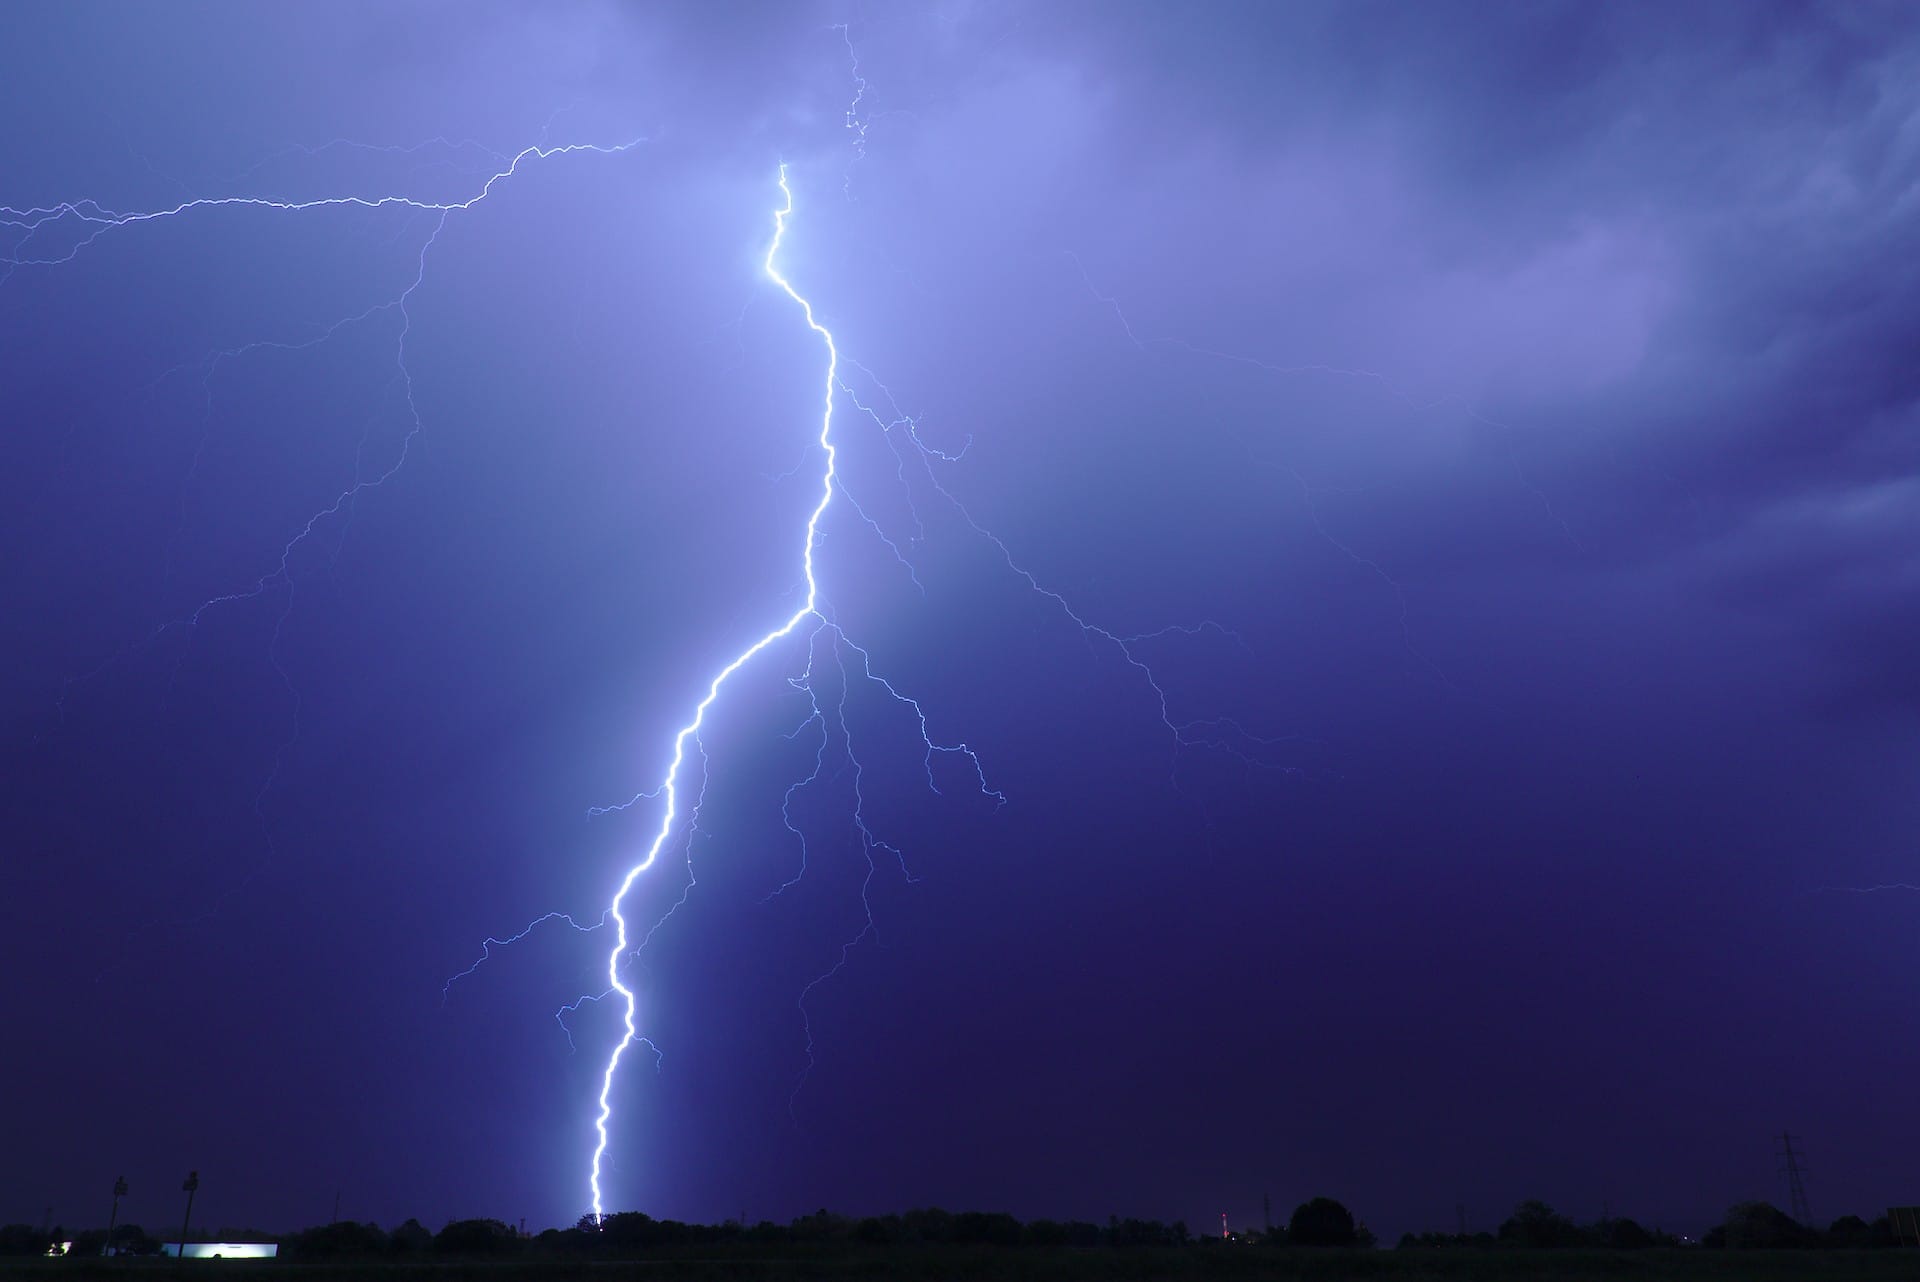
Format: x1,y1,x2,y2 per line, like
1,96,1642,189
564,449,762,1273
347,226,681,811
1776,1131,1812,1225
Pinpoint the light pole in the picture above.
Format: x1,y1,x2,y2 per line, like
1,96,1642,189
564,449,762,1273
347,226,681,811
178,1172,198,1258
104,1176,127,1256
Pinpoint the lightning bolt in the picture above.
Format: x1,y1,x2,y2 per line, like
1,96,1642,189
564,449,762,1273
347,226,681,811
579,160,1316,1215
583,157,1025,1213
17,74,1289,1223
586,165,871,1219
13,123,1021,1211
835,24,870,166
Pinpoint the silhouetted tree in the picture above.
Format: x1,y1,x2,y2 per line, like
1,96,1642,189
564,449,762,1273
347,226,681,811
953,1211,1022,1245
1288,1197,1357,1247
1596,1216,1654,1249
901,1207,954,1243
1715,1201,1817,1249
0,1225,47,1256
434,1218,519,1254
1099,1215,1183,1247
789,1208,852,1242
1826,1214,1894,1247
854,1215,902,1244
597,1211,654,1248
284,1220,385,1257
1498,1200,1586,1248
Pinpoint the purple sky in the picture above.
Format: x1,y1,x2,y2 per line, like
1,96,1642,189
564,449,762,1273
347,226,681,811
4,0,1917,1242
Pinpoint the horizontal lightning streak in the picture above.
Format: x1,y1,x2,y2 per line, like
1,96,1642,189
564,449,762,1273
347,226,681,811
30,134,644,988
2,139,643,274
43,139,642,716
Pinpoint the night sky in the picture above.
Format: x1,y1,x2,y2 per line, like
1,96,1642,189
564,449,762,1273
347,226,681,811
5,0,1918,1244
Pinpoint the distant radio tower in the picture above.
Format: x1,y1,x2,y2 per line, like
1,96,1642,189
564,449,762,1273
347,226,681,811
1220,1211,1229,1240
1777,1131,1812,1225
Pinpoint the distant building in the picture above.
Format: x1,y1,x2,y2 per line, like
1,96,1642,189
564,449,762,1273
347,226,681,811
163,1242,279,1259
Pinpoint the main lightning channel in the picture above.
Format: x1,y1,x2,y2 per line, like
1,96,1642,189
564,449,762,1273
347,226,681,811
588,165,835,1220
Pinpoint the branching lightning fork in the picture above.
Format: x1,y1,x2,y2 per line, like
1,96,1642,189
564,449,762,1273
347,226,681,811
578,161,1314,1213
585,166,1005,1219
16,101,1286,1224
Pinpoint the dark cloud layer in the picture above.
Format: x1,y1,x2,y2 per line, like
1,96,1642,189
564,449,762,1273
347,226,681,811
4,0,1916,1242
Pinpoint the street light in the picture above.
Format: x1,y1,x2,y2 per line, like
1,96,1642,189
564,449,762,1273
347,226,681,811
104,1176,126,1256
179,1171,198,1257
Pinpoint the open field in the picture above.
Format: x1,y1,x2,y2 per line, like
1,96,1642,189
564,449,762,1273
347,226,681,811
4,1248,1914,1282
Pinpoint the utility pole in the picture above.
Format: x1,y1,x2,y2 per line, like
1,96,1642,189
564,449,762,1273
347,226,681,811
331,1191,341,1225
1777,1132,1812,1225
105,1177,127,1256
179,1171,199,1257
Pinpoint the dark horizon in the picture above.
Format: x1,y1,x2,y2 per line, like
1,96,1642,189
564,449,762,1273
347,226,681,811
4,0,1917,1246
14,1188,1907,1249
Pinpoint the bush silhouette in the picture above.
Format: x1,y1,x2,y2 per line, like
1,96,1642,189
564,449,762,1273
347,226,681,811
1288,1197,1356,1247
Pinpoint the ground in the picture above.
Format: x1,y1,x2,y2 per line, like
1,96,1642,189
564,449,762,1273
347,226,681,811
5,1247,1914,1282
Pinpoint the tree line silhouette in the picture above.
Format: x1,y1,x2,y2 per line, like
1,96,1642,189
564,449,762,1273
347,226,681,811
1403,1200,1904,1251
0,1196,1907,1258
